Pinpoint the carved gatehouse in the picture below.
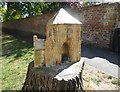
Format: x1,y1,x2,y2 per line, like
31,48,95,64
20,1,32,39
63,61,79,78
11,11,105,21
34,8,82,67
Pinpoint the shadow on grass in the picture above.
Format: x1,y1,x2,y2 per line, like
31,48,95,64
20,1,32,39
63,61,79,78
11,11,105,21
2,34,33,63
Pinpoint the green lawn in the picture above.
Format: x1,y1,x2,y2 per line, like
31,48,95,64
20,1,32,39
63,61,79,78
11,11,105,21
0,33,34,90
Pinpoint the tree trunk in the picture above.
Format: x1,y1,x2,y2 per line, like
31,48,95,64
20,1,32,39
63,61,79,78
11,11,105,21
22,60,84,91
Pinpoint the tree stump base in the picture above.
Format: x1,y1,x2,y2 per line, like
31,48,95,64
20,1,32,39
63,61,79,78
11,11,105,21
22,60,84,91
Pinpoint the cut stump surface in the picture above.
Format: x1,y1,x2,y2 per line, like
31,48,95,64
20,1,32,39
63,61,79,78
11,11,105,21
22,60,84,91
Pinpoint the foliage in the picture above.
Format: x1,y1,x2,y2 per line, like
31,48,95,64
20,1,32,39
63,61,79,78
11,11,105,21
82,2,97,6
0,2,7,22
4,2,23,21
2,2,66,21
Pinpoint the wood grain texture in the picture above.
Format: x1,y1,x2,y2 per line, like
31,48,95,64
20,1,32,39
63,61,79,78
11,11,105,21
22,60,84,91
45,24,81,67
33,35,45,67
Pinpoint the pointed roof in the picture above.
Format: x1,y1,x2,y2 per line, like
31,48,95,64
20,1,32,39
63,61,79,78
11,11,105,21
48,8,82,24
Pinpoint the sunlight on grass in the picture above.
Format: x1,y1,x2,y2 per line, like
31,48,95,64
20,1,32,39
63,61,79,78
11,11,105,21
1,33,34,90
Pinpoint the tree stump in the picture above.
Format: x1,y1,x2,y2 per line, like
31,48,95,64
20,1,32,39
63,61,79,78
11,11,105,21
22,59,84,91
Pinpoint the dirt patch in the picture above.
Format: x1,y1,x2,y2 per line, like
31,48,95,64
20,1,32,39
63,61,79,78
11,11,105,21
83,63,120,90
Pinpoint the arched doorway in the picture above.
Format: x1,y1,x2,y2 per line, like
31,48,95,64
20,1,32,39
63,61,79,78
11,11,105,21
62,43,70,62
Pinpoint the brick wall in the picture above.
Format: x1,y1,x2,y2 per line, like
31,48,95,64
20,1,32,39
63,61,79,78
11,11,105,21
2,13,54,36
80,3,119,48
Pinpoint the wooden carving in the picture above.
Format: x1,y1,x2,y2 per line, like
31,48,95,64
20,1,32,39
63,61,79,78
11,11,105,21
33,8,81,67
45,24,81,67
33,35,45,67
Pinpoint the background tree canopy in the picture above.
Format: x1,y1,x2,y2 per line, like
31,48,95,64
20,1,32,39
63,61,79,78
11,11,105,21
1,2,98,22
1,2,67,22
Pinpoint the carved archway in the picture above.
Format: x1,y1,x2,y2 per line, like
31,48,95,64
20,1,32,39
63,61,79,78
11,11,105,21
62,43,70,62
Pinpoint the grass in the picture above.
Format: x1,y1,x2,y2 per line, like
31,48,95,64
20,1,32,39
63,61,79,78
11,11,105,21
111,79,120,86
0,33,34,90
91,78,101,85
107,75,112,79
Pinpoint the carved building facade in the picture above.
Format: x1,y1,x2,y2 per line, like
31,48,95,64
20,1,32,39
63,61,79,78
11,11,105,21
44,8,82,66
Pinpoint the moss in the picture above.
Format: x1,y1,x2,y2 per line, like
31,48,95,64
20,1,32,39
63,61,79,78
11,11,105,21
111,79,120,86
91,78,101,85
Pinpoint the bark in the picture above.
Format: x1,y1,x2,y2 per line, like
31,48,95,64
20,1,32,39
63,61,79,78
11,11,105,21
22,61,84,92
